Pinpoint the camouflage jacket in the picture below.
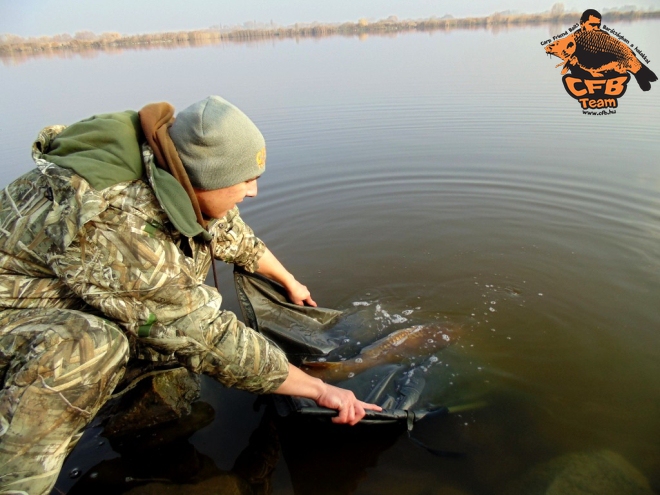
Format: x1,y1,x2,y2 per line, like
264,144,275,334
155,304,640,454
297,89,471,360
0,126,289,394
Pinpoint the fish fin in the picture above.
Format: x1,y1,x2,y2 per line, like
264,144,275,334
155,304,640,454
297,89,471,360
301,360,343,379
633,64,657,91
301,360,341,370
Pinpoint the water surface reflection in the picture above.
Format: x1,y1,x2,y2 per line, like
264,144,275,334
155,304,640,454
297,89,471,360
1,19,659,495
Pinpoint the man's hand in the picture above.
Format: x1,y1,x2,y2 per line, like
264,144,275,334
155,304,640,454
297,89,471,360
284,279,317,307
315,383,382,425
275,365,382,425
255,247,317,306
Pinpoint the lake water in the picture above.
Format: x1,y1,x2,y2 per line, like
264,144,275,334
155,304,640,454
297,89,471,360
2,19,660,495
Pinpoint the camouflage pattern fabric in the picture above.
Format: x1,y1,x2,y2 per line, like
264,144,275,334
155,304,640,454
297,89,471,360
0,126,289,494
0,308,129,495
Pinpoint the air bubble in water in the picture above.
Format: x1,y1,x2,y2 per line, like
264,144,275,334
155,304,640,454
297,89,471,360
355,358,363,363
69,468,82,479
348,372,355,378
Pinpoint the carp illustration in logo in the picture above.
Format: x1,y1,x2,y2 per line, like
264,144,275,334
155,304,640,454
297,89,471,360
544,9,656,111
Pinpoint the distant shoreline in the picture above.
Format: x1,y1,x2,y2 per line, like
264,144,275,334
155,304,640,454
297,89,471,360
2,8,659,63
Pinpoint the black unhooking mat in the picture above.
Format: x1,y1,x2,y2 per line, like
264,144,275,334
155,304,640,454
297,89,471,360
233,267,449,429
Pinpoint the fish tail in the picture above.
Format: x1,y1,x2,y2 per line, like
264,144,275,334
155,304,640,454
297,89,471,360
633,64,658,91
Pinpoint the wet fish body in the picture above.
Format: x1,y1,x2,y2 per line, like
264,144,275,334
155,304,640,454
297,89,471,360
302,324,459,382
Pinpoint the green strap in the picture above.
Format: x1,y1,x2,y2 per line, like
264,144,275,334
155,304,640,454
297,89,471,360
138,313,157,337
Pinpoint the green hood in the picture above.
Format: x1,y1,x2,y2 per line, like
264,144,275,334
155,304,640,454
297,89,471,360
43,111,209,240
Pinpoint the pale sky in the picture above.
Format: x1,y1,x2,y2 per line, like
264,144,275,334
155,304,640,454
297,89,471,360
2,0,659,37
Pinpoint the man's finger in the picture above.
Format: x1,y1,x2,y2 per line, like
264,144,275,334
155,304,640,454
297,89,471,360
333,405,349,424
345,405,357,425
354,403,366,423
362,402,383,412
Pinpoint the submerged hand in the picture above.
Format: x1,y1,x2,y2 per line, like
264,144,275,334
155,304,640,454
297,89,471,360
285,279,317,307
315,383,382,425
254,247,317,306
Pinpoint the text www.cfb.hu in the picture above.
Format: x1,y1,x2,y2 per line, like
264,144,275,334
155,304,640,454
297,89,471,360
582,108,616,116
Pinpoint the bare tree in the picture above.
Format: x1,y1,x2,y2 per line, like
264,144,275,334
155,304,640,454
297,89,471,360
550,3,565,17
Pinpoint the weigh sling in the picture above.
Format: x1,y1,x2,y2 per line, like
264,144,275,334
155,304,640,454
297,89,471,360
234,267,452,428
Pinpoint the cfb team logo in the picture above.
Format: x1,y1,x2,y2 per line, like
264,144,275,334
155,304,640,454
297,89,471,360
542,9,657,113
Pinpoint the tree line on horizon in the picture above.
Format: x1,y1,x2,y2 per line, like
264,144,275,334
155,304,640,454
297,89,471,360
2,4,659,63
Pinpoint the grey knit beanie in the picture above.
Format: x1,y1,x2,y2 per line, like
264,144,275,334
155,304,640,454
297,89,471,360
169,96,266,190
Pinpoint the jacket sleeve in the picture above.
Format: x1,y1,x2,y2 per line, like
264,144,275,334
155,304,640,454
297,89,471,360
47,203,288,394
209,206,265,272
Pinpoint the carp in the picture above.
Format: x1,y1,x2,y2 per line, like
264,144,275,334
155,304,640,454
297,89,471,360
545,30,657,91
302,324,460,382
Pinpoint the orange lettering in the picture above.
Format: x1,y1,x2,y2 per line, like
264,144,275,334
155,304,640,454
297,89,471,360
565,77,587,97
584,80,605,94
605,77,627,96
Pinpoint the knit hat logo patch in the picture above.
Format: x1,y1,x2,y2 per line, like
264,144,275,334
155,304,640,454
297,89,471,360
256,147,266,169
